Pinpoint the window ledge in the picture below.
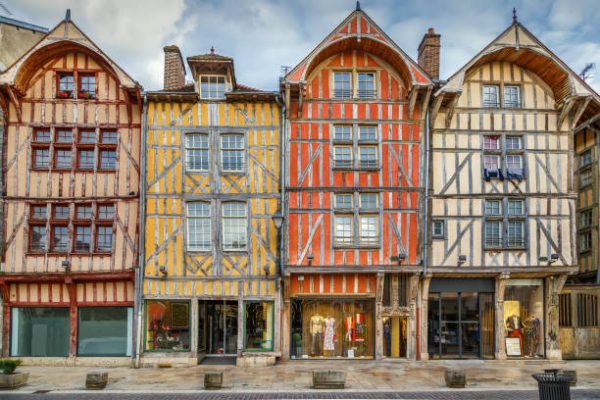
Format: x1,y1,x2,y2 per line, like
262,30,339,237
483,247,527,252
332,166,381,172
334,244,381,250
220,172,246,176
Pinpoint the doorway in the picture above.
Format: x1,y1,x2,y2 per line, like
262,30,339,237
427,292,494,359
383,316,407,358
198,300,238,356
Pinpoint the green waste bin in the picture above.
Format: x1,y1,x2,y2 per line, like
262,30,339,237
532,370,571,400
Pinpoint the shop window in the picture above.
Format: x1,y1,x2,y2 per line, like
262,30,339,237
482,85,499,107
11,307,70,356
504,283,544,358
432,220,444,238
57,72,74,98
579,168,593,189
290,299,374,359
78,73,96,99
357,72,376,98
244,302,274,351
559,294,572,327
577,294,598,327
187,202,211,251
145,300,191,351
221,135,245,172
222,202,247,250
503,85,521,108
580,149,593,168
200,75,226,99
78,307,133,356
333,71,352,98
185,133,209,171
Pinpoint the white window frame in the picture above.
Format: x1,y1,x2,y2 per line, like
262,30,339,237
358,125,377,141
483,85,499,107
221,134,245,172
359,146,378,168
483,135,500,150
503,85,521,108
359,215,379,245
357,72,376,99
432,220,445,238
200,75,226,99
186,203,211,251
333,146,353,168
222,202,247,251
334,125,352,141
334,215,353,245
185,133,209,172
333,71,352,99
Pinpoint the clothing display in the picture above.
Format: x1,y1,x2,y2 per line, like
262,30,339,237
309,314,324,356
323,317,335,351
524,316,541,357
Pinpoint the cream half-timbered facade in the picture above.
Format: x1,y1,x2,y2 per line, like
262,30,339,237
0,14,141,363
426,19,599,360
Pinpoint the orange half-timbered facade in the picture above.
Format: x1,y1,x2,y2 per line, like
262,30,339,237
0,13,141,363
282,5,432,360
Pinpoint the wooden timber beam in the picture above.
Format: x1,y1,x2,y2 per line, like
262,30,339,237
570,96,592,129
5,85,21,123
285,84,291,118
558,97,576,129
445,94,460,129
430,94,443,126
408,88,418,120
0,271,135,284
298,81,304,114
420,87,432,118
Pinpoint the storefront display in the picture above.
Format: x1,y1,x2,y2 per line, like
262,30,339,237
145,300,191,351
503,281,544,358
290,299,374,359
11,307,70,357
78,307,133,356
244,301,274,351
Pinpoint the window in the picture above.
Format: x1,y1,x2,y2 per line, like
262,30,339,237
506,136,523,150
52,226,69,252
334,215,353,245
506,155,523,174
580,210,593,229
334,125,352,141
186,134,209,171
96,226,113,252
359,126,377,141
78,73,96,99
30,226,47,252
101,131,118,144
200,76,226,99
31,205,47,220
187,203,211,251
244,301,274,351
483,134,525,181
76,205,93,219
432,220,444,238
98,204,115,220
359,146,378,167
484,198,526,249
360,193,378,210
580,149,593,168
32,128,51,169
359,215,379,244
78,150,95,170
54,205,70,220
99,150,116,170
221,135,245,172
11,308,70,356
580,231,593,253
383,273,408,307
54,149,72,169
357,72,376,98
507,220,525,247
503,85,521,108
559,294,572,327
222,202,247,250
577,294,598,327
333,146,353,168
507,199,524,216
74,226,92,252
335,194,353,209
580,169,593,188
482,85,499,107
33,148,50,169
483,155,500,171
484,220,502,248
57,73,74,98
145,300,190,351
78,307,133,356
484,199,502,216
483,135,500,150
333,72,351,98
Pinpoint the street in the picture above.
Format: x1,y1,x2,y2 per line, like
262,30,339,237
2,390,600,400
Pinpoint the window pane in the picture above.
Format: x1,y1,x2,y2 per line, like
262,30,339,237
78,150,95,170
58,73,74,98
98,204,115,220
145,300,191,351
52,226,68,251
97,226,113,252
360,216,378,244
482,85,499,107
483,136,500,150
580,149,593,168
54,206,70,219
76,205,93,219
34,148,50,168
433,221,444,237
55,130,72,143
335,194,353,209
580,170,593,187
34,130,51,143
484,221,502,247
201,76,226,99
55,149,72,169
30,226,46,251
222,203,247,250
79,74,96,99
359,146,378,167
358,73,375,98
78,307,132,356
580,210,593,228
31,205,47,219
75,226,92,252
186,134,209,171
334,72,351,98
508,200,524,215
79,131,96,144
335,216,353,244
334,146,352,167
360,193,378,209
11,307,70,356
484,200,502,216
334,125,352,141
99,150,116,170
508,220,525,247
359,126,377,141
187,203,211,251
221,135,245,172
503,86,520,108
244,302,274,351
506,155,522,170
506,136,523,150
483,155,500,170
101,131,118,144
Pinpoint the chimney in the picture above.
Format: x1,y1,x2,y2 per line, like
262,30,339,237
163,45,185,90
418,28,441,81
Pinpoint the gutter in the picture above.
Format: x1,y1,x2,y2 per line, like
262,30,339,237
134,93,148,368
596,130,600,284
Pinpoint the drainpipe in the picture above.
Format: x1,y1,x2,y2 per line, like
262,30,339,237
596,128,600,284
423,108,431,278
134,93,148,368
275,94,286,280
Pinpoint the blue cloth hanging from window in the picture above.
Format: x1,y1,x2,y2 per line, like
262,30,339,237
507,168,524,182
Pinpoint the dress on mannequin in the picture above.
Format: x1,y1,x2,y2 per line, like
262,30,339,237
323,317,335,351
310,314,324,356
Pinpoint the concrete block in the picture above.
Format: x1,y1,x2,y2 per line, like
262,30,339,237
204,372,223,390
0,372,29,389
313,370,346,389
444,369,466,388
86,371,108,390
236,355,276,368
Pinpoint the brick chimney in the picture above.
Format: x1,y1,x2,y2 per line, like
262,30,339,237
163,45,185,90
418,28,441,81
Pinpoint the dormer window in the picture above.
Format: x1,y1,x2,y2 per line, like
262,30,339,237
200,76,226,99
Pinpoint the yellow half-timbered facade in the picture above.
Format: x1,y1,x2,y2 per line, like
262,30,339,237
142,47,281,366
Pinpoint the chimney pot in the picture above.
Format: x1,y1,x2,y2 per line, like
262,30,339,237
418,28,441,81
163,45,186,91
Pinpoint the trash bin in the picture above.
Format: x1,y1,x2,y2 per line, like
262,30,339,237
532,370,571,400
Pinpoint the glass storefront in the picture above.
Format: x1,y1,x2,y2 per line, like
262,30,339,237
78,307,133,356
244,301,274,351
11,307,70,357
290,298,374,359
504,281,544,358
198,300,238,355
145,300,191,351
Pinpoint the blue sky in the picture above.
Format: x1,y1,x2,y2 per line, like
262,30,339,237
6,0,600,92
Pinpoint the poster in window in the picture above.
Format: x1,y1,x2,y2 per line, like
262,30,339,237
506,337,522,356
171,303,189,329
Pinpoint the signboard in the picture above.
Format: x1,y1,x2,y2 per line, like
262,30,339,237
505,337,522,356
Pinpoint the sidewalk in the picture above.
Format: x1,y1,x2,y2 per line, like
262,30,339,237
11,359,600,393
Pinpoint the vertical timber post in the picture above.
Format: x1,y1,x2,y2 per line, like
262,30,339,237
495,272,509,360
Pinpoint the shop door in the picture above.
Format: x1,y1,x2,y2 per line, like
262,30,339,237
383,316,407,358
198,300,238,356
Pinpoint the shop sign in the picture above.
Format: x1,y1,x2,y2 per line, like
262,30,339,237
506,337,522,356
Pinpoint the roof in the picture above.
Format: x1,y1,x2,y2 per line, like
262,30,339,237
284,5,432,89
0,15,48,33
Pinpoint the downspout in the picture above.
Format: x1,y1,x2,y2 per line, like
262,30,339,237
275,94,286,280
596,128,600,284
134,93,148,368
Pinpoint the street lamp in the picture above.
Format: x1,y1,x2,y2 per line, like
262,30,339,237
271,211,284,229
271,211,285,278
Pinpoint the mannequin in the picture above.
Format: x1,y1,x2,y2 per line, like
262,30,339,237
524,315,541,357
345,315,353,342
506,314,524,354
310,313,324,356
323,316,336,353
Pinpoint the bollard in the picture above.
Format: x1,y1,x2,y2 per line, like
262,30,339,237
204,372,223,390
86,371,108,390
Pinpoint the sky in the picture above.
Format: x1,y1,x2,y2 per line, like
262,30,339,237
5,0,600,92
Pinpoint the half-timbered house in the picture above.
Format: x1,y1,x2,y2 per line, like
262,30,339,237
0,11,142,364
426,13,600,360
142,46,281,366
282,4,432,360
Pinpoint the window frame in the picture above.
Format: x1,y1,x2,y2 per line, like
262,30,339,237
432,220,445,239
185,133,210,172
503,85,521,108
484,197,527,250
357,71,377,99
186,202,212,252
200,75,227,99
221,202,248,251
482,84,500,107
333,192,381,248
333,71,352,99
220,134,246,173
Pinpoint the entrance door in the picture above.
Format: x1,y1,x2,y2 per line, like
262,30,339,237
383,316,407,358
198,300,238,356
